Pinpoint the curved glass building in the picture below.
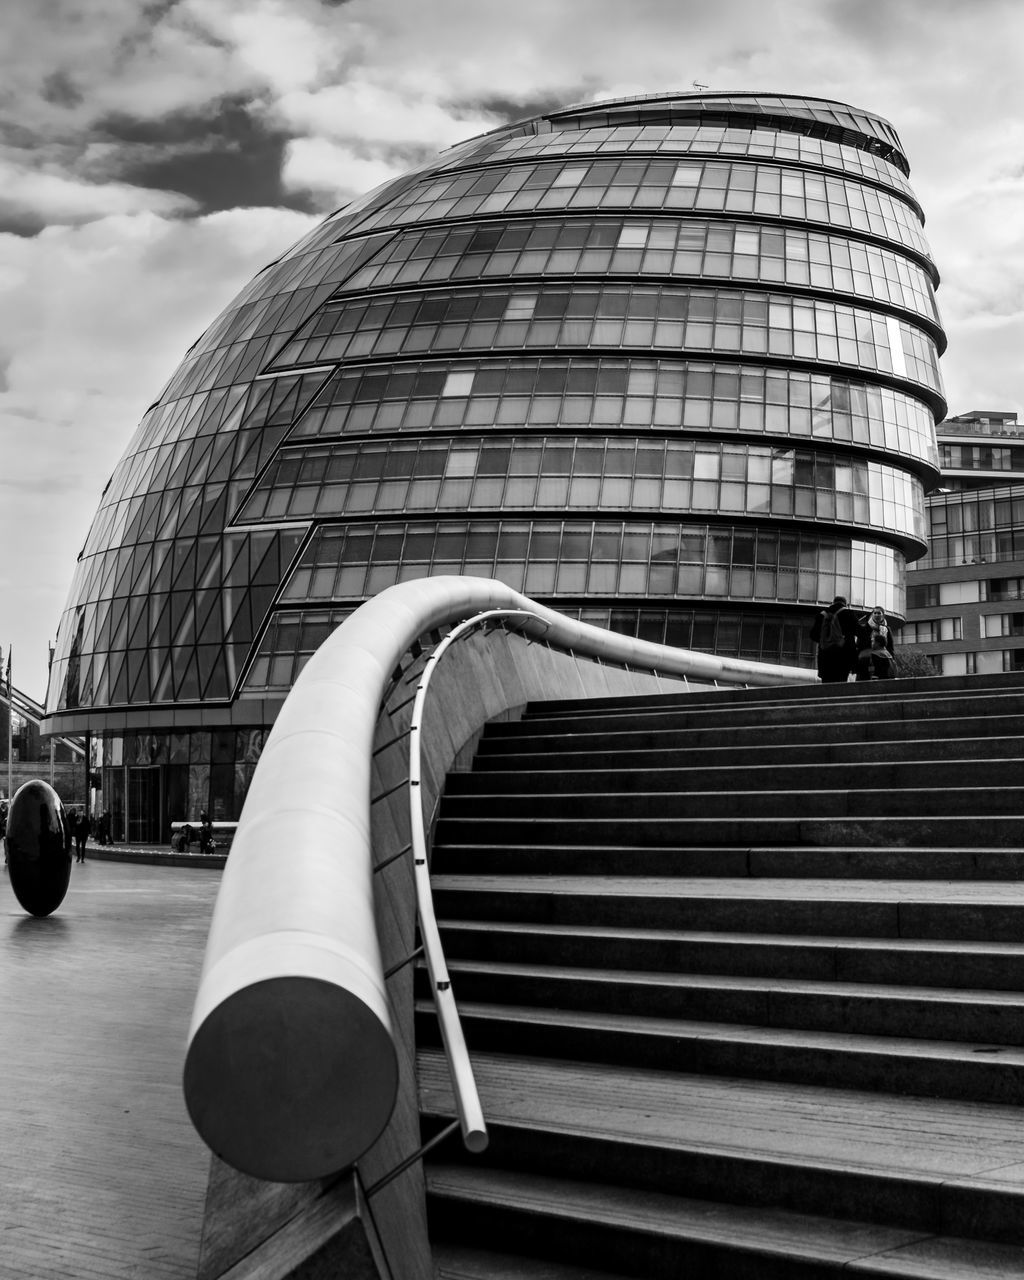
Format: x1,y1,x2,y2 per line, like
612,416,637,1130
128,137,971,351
45,92,945,839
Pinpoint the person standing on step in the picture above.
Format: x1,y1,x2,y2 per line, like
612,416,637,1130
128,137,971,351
854,606,897,681
810,595,855,683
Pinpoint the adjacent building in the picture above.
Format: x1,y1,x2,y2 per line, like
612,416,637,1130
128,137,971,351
902,409,1024,675
44,91,946,841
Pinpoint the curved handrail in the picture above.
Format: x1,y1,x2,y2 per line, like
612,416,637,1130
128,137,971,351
183,576,813,1182
409,609,549,1156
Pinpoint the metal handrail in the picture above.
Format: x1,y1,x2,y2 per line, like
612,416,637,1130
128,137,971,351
407,609,548,1155
183,576,814,1183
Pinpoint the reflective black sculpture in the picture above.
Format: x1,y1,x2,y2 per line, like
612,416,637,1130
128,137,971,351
6,780,72,916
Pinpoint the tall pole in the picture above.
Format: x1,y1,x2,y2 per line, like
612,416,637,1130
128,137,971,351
83,730,91,815
6,648,11,805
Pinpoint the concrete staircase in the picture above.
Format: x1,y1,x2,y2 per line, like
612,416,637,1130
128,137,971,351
418,672,1024,1279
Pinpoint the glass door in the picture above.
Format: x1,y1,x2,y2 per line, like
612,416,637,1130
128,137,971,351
127,767,162,844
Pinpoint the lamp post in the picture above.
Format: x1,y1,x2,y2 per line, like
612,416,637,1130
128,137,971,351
4,648,10,805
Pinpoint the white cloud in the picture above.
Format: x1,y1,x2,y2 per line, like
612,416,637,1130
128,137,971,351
281,135,401,201
0,155,196,225
182,0,345,94
273,81,498,149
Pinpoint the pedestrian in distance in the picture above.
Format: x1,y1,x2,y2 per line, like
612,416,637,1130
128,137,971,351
810,595,855,683
74,809,89,863
855,606,897,681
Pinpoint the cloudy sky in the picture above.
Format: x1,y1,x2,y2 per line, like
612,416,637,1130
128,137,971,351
2,0,1022,697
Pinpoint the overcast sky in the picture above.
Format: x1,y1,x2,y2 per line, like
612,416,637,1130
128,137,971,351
3,0,1022,698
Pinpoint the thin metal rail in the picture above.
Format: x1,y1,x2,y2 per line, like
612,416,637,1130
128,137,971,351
407,609,549,1154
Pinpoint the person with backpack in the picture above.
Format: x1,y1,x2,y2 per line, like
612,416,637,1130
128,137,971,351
810,595,855,683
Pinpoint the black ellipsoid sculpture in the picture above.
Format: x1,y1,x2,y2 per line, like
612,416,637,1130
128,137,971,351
7,780,72,916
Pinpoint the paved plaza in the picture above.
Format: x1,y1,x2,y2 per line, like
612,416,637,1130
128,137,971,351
0,858,221,1279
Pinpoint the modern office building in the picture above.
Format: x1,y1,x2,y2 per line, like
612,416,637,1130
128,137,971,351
44,91,946,840
902,409,1024,675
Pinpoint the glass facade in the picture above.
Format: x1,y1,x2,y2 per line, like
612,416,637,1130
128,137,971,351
903,411,1024,678
45,91,945,837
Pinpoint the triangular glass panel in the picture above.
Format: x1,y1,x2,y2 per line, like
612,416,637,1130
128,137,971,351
150,595,173,650
199,488,229,536
184,435,216,485
196,536,223,589
110,654,131,705
174,652,201,703
169,590,194,640
126,649,148,703
173,489,204,540
171,543,198,591
153,652,175,702
199,646,229,700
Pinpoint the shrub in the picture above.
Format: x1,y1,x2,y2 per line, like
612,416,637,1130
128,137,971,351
893,645,939,678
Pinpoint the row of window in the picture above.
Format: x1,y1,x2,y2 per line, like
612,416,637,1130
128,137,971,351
353,157,931,260
939,444,1024,472
102,728,267,767
271,284,942,394
279,518,903,613
897,612,1024,643
241,437,927,539
466,124,914,199
899,618,963,643
912,651,1024,677
553,94,905,156
245,600,822,693
291,357,938,465
919,493,1024,564
907,578,1024,608
340,217,939,325
51,525,305,713
918,536,1024,571
52,636,243,710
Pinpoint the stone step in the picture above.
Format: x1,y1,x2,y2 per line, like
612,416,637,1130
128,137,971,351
422,1046,1024,1261
431,959,1024,1045
424,676,1024,1275
443,785,1024,820
475,712,1024,755
432,875,1024,940
433,1242,630,1280
473,735,1024,771
431,843,1024,880
430,1167,993,1280
446,757,1024,796
526,671,1024,717
436,920,1024,989
427,1163,1024,1279
417,999,1024,1104
499,690,1024,735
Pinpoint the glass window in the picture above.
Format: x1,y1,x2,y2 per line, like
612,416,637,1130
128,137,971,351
617,225,648,248
442,370,475,396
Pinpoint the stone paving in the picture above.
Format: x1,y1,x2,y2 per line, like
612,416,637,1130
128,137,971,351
0,856,221,1279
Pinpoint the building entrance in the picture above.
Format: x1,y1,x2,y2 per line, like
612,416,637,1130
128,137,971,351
127,767,162,844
